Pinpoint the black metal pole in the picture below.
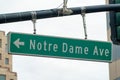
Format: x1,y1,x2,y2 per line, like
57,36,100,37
0,4,120,24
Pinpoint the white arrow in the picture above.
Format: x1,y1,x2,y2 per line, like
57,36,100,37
13,38,25,48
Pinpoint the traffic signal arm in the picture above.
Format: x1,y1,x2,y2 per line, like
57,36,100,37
0,4,120,24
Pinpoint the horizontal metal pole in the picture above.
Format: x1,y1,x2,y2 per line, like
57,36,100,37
0,4,120,24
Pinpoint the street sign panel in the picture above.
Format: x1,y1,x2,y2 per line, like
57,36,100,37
7,32,112,62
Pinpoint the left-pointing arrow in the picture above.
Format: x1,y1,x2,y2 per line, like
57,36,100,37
13,38,25,48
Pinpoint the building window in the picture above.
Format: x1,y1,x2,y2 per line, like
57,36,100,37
115,77,120,80
5,44,8,53
5,58,9,65
0,75,6,80
0,39,2,48
0,53,1,60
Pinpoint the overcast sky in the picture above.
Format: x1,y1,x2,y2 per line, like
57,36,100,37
0,0,110,80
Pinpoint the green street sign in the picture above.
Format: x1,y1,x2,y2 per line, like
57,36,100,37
7,32,112,62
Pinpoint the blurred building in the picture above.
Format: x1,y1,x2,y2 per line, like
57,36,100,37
0,31,17,80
